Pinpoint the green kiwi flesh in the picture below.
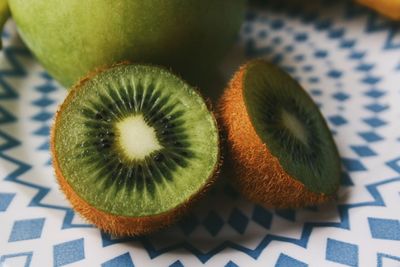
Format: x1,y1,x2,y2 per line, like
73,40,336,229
243,60,340,195
53,64,220,217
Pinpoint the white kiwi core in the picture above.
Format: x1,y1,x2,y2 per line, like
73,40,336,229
115,114,163,161
281,109,308,146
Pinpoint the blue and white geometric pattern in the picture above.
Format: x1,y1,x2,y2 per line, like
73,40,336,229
0,192,15,212
368,218,400,240
326,238,359,266
1,0,400,266
53,238,85,267
8,218,45,242
101,253,135,267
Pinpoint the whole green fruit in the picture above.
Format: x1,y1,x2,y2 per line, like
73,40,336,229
7,0,246,87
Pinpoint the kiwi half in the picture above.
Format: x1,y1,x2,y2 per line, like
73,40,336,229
219,60,340,208
51,63,220,236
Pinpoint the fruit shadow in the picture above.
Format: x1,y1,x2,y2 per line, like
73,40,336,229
198,0,359,105
118,157,349,256
191,36,248,105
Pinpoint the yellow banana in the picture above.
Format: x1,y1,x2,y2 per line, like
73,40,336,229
357,0,400,20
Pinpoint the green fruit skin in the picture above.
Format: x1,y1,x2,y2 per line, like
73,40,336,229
8,0,246,88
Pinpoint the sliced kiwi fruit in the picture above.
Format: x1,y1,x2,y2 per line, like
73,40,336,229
51,63,220,236
219,60,340,208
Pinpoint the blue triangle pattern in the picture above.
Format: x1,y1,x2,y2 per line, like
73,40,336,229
340,39,356,49
326,238,358,266
364,103,389,113
365,88,386,99
32,97,55,108
342,158,367,172
349,51,365,60
169,260,184,267
228,208,249,234
31,111,53,122
0,252,33,267
102,253,134,267
377,253,400,267
203,211,225,236
35,83,57,94
328,27,345,39
225,261,240,267
275,254,308,267
368,217,400,240
350,145,377,157
252,205,273,229
341,172,354,186
356,63,374,72
9,218,45,242
0,192,15,212
33,125,50,136
53,238,85,267
275,209,296,222
0,105,16,124
384,28,400,50
387,157,400,174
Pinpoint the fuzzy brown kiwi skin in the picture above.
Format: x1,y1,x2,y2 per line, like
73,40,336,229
218,60,336,209
51,62,221,236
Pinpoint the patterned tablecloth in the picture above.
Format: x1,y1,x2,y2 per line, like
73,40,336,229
0,0,400,266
